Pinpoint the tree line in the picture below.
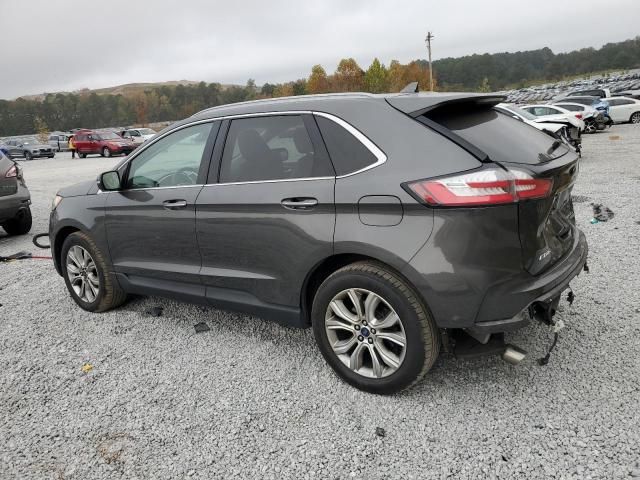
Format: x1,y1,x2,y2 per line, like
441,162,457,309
1,36,638,136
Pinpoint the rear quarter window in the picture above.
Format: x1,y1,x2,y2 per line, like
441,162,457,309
315,116,378,176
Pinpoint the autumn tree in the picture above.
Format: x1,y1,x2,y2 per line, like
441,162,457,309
479,77,491,92
387,60,406,92
364,58,389,93
333,58,364,92
33,116,49,143
307,65,330,94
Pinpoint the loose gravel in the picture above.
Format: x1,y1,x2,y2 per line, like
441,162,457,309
1,127,639,479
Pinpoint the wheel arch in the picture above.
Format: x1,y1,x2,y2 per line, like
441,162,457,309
629,111,640,123
53,226,81,275
300,253,422,326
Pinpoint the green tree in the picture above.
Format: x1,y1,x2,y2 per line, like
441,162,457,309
479,77,491,92
364,58,389,93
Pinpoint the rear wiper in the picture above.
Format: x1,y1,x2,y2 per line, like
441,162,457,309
546,140,562,156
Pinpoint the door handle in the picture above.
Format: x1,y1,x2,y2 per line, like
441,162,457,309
163,199,188,210
281,198,318,210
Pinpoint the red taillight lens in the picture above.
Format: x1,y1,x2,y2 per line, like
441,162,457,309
575,113,583,119
5,165,18,178
406,168,553,207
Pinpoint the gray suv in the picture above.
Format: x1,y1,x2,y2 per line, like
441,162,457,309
49,92,588,394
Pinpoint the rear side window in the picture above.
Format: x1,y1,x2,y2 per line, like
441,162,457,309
425,106,569,165
315,116,377,176
220,115,334,183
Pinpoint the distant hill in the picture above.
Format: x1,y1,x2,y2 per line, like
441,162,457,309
16,80,240,101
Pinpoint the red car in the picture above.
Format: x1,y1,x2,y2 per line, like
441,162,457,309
73,130,136,158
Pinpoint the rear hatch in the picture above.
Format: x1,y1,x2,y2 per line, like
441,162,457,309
389,95,580,276
0,152,18,198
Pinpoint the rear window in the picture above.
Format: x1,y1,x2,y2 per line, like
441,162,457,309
425,106,569,165
315,116,378,176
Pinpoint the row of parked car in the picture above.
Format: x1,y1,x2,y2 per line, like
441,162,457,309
502,69,640,104
497,87,640,157
0,127,157,160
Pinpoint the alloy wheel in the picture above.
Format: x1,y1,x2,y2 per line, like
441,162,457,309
324,288,407,379
631,112,640,124
66,245,100,303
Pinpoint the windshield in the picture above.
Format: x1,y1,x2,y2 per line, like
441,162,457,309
138,129,156,135
98,132,121,140
20,137,38,145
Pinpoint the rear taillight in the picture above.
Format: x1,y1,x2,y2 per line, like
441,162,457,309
5,165,18,178
405,168,553,207
575,113,583,119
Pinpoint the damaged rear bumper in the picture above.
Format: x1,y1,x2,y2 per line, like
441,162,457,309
467,229,588,340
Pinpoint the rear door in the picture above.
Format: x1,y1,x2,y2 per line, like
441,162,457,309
105,121,218,293
195,114,335,317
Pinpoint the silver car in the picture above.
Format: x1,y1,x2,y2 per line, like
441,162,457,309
4,138,55,160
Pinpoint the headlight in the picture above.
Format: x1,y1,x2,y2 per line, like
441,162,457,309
51,195,63,211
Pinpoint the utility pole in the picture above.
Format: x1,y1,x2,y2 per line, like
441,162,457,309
425,32,435,91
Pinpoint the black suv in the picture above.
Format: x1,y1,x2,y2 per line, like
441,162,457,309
50,93,588,394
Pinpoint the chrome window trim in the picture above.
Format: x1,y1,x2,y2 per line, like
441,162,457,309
121,110,387,188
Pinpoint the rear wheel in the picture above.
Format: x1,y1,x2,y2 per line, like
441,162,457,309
584,121,597,134
24,151,32,160
2,206,32,235
312,261,440,394
630,112,640,124
80,153,87,158
101,147,111,158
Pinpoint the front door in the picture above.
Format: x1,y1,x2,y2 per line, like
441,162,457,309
196,114,335,321
105,121,218,295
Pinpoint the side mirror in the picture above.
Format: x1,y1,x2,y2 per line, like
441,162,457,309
99,171,121,191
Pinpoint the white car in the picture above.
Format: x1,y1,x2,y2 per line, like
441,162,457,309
119,128,157,145
604,97,640,124
551,102,606,133
495,104,581,155
520,105,585,131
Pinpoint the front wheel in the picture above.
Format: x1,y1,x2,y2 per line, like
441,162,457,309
101,147,112,158
630,112,640,124
24,151,32,160
2,206,32,235
312,262,440,394
80,153,87,158
61,232,127,312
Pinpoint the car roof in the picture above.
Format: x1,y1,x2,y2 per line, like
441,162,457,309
190,92,506,121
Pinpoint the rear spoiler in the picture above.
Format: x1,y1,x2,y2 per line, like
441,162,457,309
385,93,506,118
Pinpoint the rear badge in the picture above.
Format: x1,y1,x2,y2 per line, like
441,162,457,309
538,249,551,261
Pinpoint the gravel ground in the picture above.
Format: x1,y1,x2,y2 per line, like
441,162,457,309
1,128,639,479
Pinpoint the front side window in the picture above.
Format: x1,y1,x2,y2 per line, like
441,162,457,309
219,115,333,183
126,122,214,189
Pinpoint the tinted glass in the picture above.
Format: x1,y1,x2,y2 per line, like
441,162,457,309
556,104,582,112
220,115,333,182
127,123,213,189
428,107,570,165
315,116,377,176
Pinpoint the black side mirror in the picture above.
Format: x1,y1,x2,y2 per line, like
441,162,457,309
99,171,121,191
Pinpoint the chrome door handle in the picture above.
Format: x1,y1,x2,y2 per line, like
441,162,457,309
281,198,318,210
163,199,187,209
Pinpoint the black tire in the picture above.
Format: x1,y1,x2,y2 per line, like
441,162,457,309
60,231,127,312
2,206,32,235
630,112,640,124
311,261,440,394
80,153,87,158
24,151,32,160
101,147,111,158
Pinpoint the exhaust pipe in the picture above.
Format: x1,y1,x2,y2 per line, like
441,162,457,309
502,344,527,365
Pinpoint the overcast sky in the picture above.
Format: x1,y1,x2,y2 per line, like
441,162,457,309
1,0,639,99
